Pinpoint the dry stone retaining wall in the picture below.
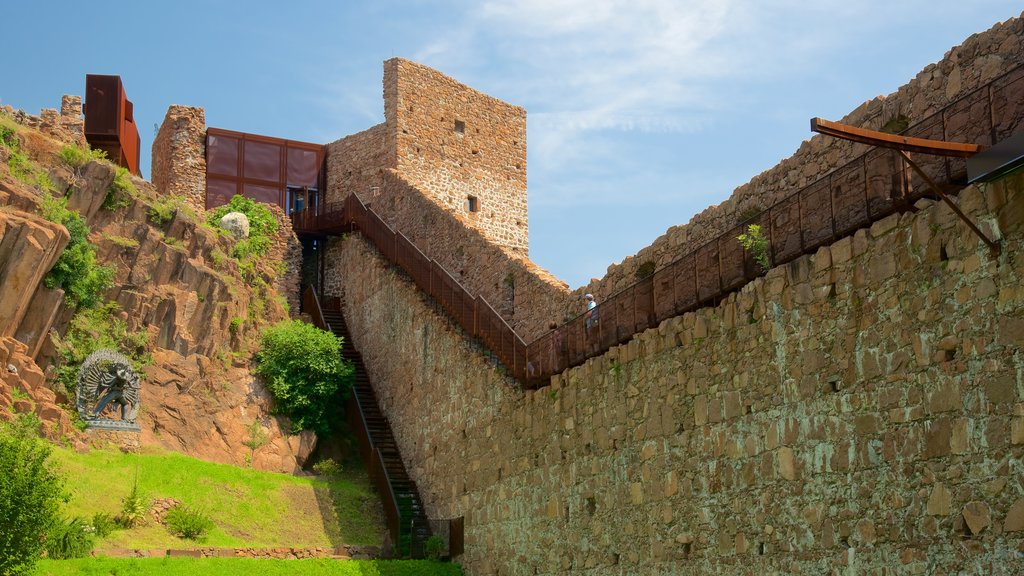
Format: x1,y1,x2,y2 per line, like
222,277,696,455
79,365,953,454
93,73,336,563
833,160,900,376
335,173,1024,575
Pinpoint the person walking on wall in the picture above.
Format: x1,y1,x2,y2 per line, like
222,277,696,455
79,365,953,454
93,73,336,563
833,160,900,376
585,293,598,330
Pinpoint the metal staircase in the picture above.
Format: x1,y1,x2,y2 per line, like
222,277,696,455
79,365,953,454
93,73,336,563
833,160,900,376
315,296,433,557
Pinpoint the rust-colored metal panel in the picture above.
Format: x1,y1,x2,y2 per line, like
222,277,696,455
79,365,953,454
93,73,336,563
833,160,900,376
718,225,746,292
634,277,655,332
943,86,993,181
205,177,238,209
770,195,802,263
287,146,321,187
902,113,948,199
84,75,142,176
84,75,120,137
830,160,869,237
672,255,697,312
694,243,721,303
207,133,240,177
800,178,833,251
242,183,280,206
206,127,325,214
863,147,904,218
244,140,282,183
652,265,675,324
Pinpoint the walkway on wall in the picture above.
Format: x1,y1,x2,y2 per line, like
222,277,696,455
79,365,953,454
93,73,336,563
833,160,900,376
295,63,1024,388
302,288,438,558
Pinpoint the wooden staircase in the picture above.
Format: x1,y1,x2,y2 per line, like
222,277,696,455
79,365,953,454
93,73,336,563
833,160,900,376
319,302,433,558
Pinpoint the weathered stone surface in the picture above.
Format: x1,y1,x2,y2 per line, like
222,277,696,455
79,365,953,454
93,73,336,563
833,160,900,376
1005,498,1024,532
219,212,249,239
962,501,992,535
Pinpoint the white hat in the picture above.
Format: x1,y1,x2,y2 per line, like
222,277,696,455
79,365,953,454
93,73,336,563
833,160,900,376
585,293,594,300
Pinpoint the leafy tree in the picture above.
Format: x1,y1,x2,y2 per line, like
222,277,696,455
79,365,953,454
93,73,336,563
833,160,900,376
0,423,68,575
254,319,353,436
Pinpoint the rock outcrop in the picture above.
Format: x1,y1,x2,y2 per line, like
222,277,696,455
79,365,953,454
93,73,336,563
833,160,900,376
0,108,312,472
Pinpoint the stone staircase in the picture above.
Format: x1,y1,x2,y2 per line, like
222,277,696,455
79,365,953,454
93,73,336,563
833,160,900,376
320,303,433,558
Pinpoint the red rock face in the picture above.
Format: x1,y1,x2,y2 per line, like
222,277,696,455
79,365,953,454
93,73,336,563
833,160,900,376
0,110,311,472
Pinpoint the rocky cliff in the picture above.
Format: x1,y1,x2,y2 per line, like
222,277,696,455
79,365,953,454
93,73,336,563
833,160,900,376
0,108,312,472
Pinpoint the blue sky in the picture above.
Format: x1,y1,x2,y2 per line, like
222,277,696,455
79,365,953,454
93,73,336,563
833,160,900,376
3,2,1021,288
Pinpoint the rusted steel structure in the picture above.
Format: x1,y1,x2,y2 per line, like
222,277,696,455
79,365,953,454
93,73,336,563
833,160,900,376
810,117,1000,256
205,128,325,212
301,63,1024,388
84,75,141,176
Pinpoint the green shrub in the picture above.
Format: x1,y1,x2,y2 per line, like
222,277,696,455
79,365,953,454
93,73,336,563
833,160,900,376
45,517,95,559
312,458,342,478
102,166,135,210
90,512,118,538
207,195,278,259
424,535,445,560
58,145,101,170
116,479,148,529
737,224,772,273
148,195,184,226
0,124,17,149
254,319,354,436
38,193,115,308
53,301,150,401
164,505,214,541
0,422,68,575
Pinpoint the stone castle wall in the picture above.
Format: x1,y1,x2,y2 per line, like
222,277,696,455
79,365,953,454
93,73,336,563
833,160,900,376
385,58,529,255
336,173,1024,575
324,123,390,206
578,13,1024,305
151,105,207,209
324,169,567,336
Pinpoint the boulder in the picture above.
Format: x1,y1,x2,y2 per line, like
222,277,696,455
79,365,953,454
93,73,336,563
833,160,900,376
219,212,250,239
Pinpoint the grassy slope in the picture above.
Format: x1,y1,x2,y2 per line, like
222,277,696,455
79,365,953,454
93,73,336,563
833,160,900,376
51,446,384,550
35,558,463,576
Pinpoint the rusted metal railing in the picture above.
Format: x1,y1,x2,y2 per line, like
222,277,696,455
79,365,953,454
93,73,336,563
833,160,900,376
307,64,1023,388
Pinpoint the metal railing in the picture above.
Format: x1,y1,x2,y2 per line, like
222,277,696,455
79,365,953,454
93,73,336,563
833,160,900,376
305,64,1024,388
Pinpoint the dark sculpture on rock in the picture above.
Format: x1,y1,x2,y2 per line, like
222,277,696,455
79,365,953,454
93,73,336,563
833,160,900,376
76,349,141,431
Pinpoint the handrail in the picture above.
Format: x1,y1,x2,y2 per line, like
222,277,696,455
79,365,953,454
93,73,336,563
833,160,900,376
301,63,1024,388
302,286,330,332
373,446,404,557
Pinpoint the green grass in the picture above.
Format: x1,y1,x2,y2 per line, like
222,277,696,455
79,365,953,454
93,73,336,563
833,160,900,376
50,446,384,550
34,557,463,576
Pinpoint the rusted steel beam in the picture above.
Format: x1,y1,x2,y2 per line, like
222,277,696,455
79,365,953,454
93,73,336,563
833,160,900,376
897,151,1000,257
810,118,982,158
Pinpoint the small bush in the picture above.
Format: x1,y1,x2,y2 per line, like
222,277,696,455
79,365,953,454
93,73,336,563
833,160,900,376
90,512,118,538
38,193,115,309
58,145,92,169
102,167,135,210
737,224,772,273
254,319,354,436
424,535,446,560
45,517,95,560
207,195,278,260
0,125,17,148
228,316,244,335
0,422,67,576
312,458,343,478
147,195,183,226
164,505,214,541
116,480,148,528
